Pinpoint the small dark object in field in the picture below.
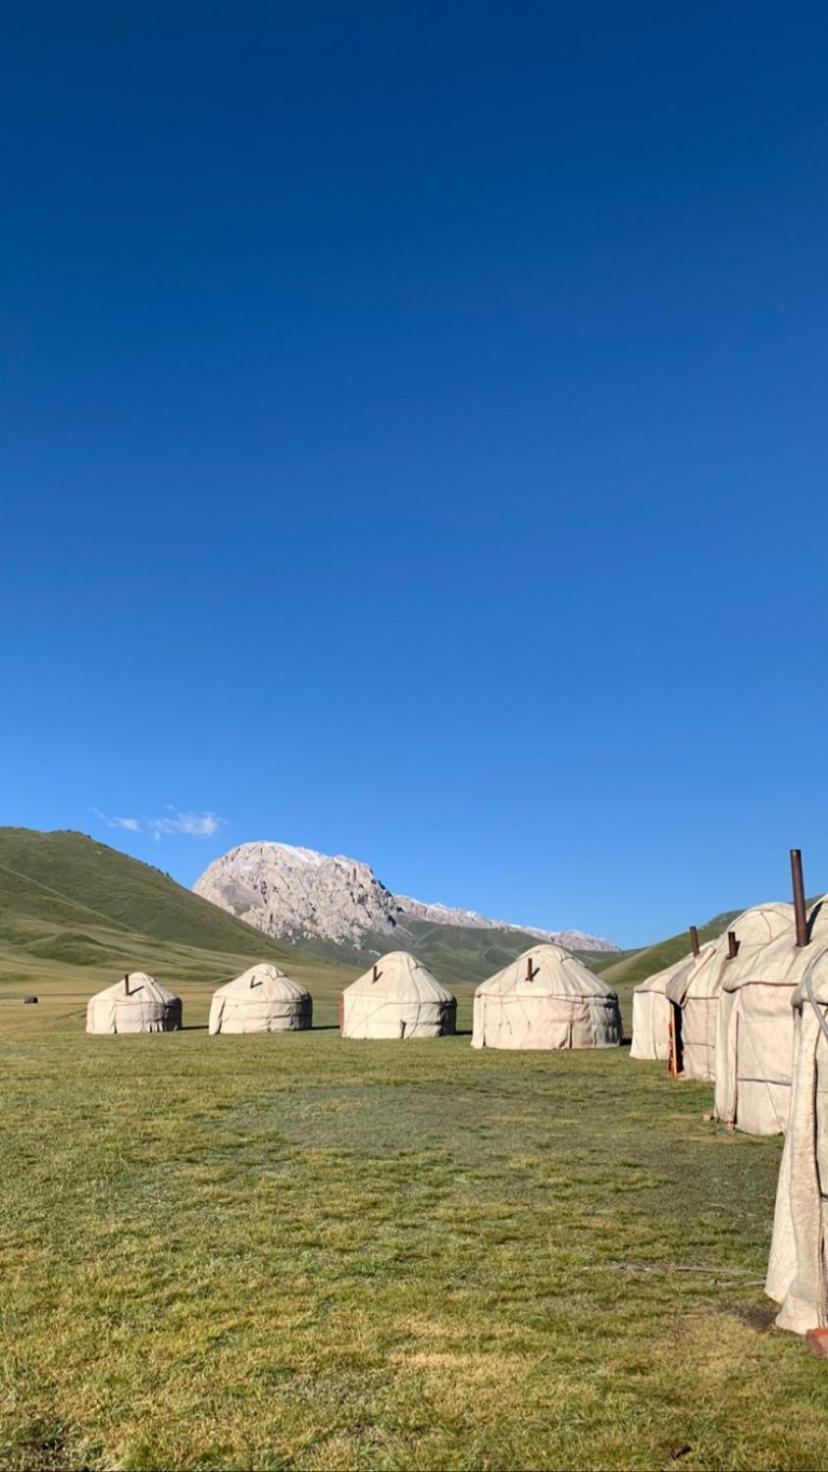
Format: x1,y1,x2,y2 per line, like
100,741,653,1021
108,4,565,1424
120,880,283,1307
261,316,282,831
805,1327,828,1358
669,1447,692,1462
23,995,38,1004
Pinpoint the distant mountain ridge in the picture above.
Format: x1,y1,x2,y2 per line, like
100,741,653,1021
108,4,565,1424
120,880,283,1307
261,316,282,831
193,840,619,953
394,893,616,952
1,826,799,1000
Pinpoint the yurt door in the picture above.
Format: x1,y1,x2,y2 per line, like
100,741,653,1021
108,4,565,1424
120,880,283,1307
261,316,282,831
668,1002,684,1078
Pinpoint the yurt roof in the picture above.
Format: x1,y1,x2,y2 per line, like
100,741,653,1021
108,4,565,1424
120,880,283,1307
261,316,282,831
667,903,792,1004
344,951,454,1003
476,943,617,1000
722,898,828,995
90,971,178,1003
634,952,696,997
212,962,310,1002
791,942,828,1007
664,944,718,1003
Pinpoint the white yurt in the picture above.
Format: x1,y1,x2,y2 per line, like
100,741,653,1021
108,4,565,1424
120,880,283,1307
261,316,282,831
765,945,828,1333
340,952,456,1039
209,963,312,1035
715,900,828,1136
86,972,182,1034
631,953,697,1061
472,944,621,1051
666,904,792,1083
665,940,720,1081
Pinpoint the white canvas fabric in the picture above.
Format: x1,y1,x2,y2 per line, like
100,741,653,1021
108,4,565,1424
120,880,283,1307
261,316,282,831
340,951,456,1039
716,899,828,1135
631,954,696,1061
713,894,819,1136
209,963,312,1035
86,972,182,1034
664,941,718,1080
666,905,792,1083
765,945,828,1333
472,944,621,1051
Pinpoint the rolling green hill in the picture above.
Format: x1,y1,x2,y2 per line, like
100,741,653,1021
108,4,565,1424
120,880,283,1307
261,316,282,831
0,829,351,1003
0,828,297,956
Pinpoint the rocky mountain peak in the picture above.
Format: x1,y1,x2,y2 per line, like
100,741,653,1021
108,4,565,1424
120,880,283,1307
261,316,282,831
194,840,619,954
194,841,402,946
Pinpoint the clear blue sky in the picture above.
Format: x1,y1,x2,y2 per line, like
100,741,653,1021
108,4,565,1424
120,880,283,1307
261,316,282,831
2,3,826,947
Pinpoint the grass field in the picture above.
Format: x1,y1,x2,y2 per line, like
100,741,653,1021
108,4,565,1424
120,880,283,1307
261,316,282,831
2,963,828,1472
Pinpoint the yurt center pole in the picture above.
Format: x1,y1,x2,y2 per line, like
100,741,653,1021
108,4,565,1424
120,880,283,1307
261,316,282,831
689,925,700,957
790,848,809,948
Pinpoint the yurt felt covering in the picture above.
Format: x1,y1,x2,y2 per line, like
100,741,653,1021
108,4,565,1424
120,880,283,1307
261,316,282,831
715,900,828,1136
472,944,621,1051
209,963,312,1035
340,951,456,1039
766,947,828,1332
631,954,696,1062
86,972,182,1034
666,904,792,1083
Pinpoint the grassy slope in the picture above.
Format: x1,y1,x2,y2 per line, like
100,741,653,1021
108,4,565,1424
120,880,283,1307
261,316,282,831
2,994,827,1471
0,828,352,1008
0,828,303,957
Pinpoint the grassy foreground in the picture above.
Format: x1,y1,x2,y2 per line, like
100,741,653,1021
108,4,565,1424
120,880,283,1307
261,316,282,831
2,976,827,1472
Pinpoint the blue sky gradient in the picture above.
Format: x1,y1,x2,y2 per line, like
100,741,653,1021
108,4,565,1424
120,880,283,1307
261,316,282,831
2,3,827,945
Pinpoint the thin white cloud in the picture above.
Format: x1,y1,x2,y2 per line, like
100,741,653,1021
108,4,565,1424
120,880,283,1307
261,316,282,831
92,807,141,832
148,808,226,841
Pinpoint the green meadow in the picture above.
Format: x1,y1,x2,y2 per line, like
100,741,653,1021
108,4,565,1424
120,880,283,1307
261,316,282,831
2,964,827,1472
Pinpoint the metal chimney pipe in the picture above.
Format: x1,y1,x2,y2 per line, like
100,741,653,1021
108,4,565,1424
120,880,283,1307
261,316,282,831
372,963,379,982
526,956,533,980
123,973,129,994
791,848,809,948
727,930,738,960
689,926,700,957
